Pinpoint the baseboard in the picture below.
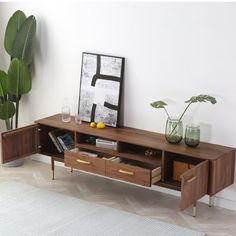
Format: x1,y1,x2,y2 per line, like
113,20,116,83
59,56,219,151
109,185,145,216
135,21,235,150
31,155,236,212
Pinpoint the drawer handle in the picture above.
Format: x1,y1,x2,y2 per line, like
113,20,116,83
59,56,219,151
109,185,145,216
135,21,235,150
187,176,197,183
76,159,91,165
118,169,134,176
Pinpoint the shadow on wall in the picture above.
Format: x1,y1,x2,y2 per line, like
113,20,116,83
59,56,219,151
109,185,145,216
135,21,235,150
0,3,10,70
199,123,212,142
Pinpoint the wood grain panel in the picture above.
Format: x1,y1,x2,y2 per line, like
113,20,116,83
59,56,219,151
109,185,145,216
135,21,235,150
1,124,38,163
180,160,209,210
208,150,235,195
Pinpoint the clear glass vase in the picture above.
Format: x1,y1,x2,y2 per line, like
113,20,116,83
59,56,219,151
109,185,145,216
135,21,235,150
165,117,183,144
184,125,200,147
61,106,71,122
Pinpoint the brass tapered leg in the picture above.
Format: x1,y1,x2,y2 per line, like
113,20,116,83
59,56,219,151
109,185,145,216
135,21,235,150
192,203,197,217
71,168,73,173
209,195,215,207
51,157,55,180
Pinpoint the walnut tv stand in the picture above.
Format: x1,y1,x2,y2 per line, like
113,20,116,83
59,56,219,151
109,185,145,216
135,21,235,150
1,114,235,216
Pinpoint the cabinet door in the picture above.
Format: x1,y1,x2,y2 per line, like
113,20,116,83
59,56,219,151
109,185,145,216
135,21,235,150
1,124,39,164
180,160,209,210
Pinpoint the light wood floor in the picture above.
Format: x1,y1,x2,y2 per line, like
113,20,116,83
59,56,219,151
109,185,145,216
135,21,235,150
1,159,236,236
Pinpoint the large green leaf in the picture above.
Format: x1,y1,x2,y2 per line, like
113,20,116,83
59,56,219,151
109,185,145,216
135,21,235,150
12,15,36,65
7,58,32,96
0,70,8,97
4,10,26,56
0,101,15,119
0,71,22,102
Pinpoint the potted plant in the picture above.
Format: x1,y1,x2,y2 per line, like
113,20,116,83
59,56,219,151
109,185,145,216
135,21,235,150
150,95,217,144
0,10,37,166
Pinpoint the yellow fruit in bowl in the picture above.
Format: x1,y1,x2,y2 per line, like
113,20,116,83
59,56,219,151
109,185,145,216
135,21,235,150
90,122,96,128
97,122,105,129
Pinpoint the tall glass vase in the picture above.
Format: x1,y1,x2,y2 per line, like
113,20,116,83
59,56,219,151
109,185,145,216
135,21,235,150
165,117,183,144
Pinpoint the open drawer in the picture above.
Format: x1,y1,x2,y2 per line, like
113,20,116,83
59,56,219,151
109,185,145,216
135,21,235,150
106,157,161,187
64,148,115,176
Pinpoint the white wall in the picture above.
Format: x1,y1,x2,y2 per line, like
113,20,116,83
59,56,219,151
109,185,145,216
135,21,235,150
0,2,236,210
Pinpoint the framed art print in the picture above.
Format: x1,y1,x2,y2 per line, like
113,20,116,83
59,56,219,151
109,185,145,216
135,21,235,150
78,52,125,127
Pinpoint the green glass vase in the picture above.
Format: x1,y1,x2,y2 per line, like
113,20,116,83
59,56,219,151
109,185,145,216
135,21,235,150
184,125,200,147
165,117,183,144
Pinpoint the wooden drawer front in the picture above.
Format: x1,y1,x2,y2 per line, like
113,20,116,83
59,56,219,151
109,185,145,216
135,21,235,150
64,151,106,176
106,158,161,187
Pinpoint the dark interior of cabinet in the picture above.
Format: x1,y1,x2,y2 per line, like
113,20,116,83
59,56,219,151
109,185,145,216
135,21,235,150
119,142,162,165
75,147,115,160
160,151,203,190
75,133,118,155
38,125,74,159
113,157,159,170
77,133,97,145
77,133,116,146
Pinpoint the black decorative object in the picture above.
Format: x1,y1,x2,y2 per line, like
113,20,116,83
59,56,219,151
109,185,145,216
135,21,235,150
78,52,125,127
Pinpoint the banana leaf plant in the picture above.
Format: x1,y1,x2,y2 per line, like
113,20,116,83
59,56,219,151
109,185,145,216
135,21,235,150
0,71,15,130
0,10,36,130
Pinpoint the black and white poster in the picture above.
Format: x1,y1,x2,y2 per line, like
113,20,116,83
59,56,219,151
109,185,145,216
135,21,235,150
78,52,125,127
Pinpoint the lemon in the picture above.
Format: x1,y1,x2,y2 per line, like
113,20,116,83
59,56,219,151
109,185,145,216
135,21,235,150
97,122,105,129
90,122,96,128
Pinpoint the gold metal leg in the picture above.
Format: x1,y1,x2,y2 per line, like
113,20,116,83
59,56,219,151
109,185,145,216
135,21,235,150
71,168,73,173
209,195,215,207
192,203,197,217
51,157,55,180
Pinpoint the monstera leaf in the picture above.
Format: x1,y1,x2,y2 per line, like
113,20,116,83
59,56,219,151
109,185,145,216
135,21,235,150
185,95,217,104
151,94,216,126
4,10,26,56
150,100,168,109
12,15,36,65
7,58,31,96
0,101,15,120
150,100,170,118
